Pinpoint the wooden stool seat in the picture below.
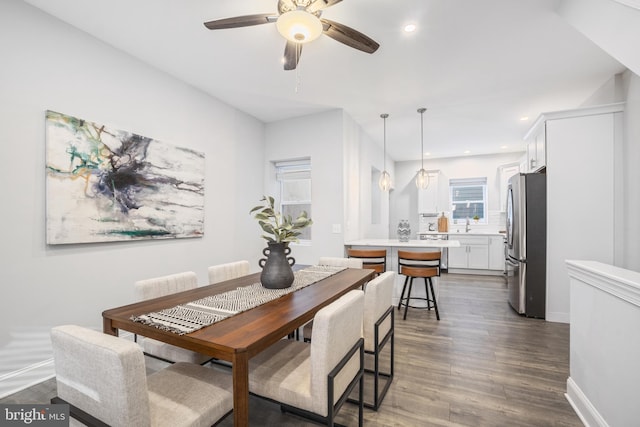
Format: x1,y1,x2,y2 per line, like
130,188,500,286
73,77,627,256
397,250,441,320
347,249,387,275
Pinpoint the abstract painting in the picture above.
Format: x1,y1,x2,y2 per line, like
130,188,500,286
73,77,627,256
45,111,205,244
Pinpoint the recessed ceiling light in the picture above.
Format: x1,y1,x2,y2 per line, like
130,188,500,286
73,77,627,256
464,150,471,154
424,152,431,156
520,116,529,121
404,24,417,33
501,145,508,149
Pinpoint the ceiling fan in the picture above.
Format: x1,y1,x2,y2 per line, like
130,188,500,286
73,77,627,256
203,0,380,70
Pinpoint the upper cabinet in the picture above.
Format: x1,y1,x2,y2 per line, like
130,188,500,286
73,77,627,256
418,170,445,213
418,171,437,213
524,117,546,173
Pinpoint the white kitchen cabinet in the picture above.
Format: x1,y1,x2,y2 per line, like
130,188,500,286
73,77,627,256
524,119,546,172
488,235,505,270
448,235,489,269
535,129,546,170
447,245,468,269
468,244,489,269
418,170,441,213
541,103,624,322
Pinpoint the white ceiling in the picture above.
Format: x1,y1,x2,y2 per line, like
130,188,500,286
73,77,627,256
23,0,625,161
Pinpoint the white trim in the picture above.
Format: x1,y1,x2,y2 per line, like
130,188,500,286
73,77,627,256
524,102,625,140
545,311,570,323
0,331,135,399
611,0,640,10
0,360,55,399
566,377,609,427
566,260,640,308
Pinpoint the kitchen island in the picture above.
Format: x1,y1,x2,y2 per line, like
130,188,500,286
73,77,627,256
346,238,461,249
345,239,461,307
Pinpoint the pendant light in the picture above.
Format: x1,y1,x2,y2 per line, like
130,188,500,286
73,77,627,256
378,113,392,191
415,107,429,189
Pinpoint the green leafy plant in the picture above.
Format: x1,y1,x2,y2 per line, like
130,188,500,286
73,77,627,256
250,196,313,243
473,215,480,221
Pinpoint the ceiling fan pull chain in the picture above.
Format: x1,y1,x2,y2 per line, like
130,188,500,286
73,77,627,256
295,43,302,93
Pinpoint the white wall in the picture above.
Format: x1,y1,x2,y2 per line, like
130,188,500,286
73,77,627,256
558,0,640,77
558,0,640,272
356,122,392,241
0,0,265,397
343,113,362,243
621,72,640,272
391,152,524,237
263,110,346,264
566,261,640,427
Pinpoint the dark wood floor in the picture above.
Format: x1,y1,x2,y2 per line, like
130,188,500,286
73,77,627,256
1,274,582,426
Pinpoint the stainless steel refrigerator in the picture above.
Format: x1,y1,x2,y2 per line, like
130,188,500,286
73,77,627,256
505,173,546,318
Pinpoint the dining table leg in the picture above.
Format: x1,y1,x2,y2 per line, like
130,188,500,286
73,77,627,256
232,351,250,426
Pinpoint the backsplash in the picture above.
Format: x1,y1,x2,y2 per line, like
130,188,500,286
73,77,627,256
422,210,505,234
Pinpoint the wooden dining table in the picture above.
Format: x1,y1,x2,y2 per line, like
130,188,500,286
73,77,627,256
102,267,375,426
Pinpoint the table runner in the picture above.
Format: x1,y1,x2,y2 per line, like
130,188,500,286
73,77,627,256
131,265,346,335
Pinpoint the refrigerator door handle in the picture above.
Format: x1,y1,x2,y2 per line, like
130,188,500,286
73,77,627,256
505,258,519,267
506,256,525,265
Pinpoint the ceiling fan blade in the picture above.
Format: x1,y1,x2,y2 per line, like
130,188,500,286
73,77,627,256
204,14,276,30
321,19,380,54
283,41,302,71
306,0,343,14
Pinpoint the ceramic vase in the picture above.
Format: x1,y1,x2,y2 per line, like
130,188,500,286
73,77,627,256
397,220,411,242
258,242,295,289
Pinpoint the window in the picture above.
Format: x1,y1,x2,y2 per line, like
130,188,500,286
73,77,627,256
449,177,487,223
275,159,312,242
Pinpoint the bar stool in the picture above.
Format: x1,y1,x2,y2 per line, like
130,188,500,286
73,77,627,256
347,249,387,276
397,250,441,320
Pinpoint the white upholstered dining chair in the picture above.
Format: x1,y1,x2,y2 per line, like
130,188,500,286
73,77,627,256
302,257,364,342
360,270,395,410
248,290,365,426
207,260,250,284
317,256,364,269
50,325,233,427
134,271,211,365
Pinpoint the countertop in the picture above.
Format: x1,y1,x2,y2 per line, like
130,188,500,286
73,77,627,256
418,231,506,237
345,239,461,248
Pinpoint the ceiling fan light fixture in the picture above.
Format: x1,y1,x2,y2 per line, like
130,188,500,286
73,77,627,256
276,10,323,43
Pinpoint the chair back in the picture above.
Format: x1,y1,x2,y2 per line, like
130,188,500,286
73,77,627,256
397,250,441,278
347,249,387,274
208,260,250,284
51,325,151,427
310,290,364,414
363,271,395,352
318,257,363,269
134,271,197,301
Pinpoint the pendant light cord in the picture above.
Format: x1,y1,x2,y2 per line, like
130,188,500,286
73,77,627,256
418,108,426,170
378,113,390,191
382,113,388,171
295,44,301,93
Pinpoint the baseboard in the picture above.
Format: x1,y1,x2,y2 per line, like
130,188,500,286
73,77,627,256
446,268,503,276
545,311,570,323
0,331,136,400
0,360,55,400
566,377,609,427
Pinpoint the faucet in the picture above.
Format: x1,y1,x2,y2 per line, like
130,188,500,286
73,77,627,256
465,217,470,233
